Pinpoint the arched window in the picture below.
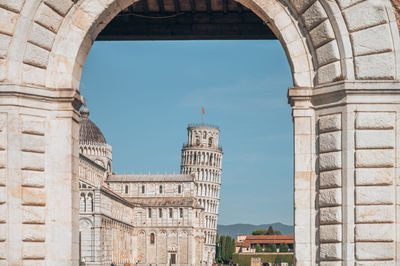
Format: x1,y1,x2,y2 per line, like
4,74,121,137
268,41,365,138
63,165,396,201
142,185,145,194
195,137,200,146
148,208,152,218
159,185,163,194
208,137,213,147
179,208,183,218
169,208,173,218
159,208,162,218
178,185,182,194
203,132,207,139
125,185,128,194
150,233,155,244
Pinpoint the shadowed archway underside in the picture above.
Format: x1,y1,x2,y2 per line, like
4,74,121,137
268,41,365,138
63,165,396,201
97,0,276,40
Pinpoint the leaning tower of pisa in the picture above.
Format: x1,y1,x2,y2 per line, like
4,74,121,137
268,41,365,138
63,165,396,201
180,124,223,265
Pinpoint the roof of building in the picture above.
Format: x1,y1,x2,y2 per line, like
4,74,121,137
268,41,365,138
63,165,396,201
107,174,195,182
79,107,107,145
239,235,294,247
124,197,201,208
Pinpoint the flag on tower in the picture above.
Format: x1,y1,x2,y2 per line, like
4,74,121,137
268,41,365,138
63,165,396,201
202,106,205,114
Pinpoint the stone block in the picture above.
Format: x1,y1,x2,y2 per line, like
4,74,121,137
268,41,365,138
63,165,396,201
319,152,341,171
22,224,45,242
356,168,393,185
355,130,394,149
356,242,394,260
320,170,341,188
22,187,46,206
22,242,45,259
319,131,341,153
22,206,45,224
356,205,394,223
320,243,342,260
0,187,5,204
22,260,46,266
0,241,6,259
356,262,395,266
320,262,342,266
0,7,19,35
29,23,56,51
0,223,5,241
22,170,45,188
309,20,335,48
319,188,342,207
0,169,5,186
21,134,45,153
355,52,395,80
23,43,50,69
289,0,314,13
355,186,394,205
35,3,63,32
316,40,340,67
320,206,342,225
22,152,44,171
355,150,394,168
351,24,393,56
343,0,388,32
44,0,74,16
356,112,395,129
21,115,45,135
319,224,342,243
21,63,46,87
0,33,11,59
301,1,328,30
0,204,6,223
0,151,5,169
0,0,25,13
319,114,341,133
336,0,363,9
355,223,394,241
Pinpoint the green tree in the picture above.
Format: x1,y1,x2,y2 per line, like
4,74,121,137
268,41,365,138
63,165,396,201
271,244,277,252
266,226,274,235
252,229,268,235
280,243,289,252
255,243,262,253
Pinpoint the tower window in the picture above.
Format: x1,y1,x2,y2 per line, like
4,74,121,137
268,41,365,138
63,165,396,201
142,185,145,194
159,208,162,218
203,132,207,139
195,137,200,145
159,185,163,194
125,185,128,194
150,233,155,244
148,208,152,218
178,185,182,194
169,208,173,218
208,137,213,147
179,208,183,218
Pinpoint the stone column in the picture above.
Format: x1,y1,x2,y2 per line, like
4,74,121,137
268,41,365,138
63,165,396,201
0,84,82,264
302,81,400,265
289,87,317,266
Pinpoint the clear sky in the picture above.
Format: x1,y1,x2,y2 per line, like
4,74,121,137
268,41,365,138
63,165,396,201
80,40,294,225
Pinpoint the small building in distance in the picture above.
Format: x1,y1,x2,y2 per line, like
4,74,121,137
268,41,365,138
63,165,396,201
235,235,294,253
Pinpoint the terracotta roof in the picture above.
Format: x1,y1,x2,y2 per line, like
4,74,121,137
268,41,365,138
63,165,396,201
240,235,294,247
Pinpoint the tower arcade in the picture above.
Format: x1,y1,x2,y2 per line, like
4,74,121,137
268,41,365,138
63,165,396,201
180,124,223,264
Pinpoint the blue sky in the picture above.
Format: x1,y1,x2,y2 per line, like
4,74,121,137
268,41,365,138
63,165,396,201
80,40,294,225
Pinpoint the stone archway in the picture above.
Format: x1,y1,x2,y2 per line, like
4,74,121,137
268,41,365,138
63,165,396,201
0,0,399,265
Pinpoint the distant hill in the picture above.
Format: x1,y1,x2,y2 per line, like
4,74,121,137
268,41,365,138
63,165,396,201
218,223,294,238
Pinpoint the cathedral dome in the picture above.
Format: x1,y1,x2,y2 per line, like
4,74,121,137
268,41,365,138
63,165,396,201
79,107,107,144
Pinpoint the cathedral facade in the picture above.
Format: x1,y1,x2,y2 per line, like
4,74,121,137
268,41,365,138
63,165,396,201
78,107,222,265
